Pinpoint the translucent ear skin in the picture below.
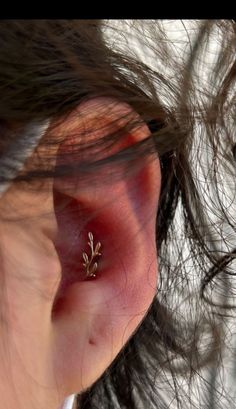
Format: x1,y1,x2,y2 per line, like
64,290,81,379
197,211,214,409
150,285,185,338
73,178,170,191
0,105,161,409
0,97,161,401
50,98,161,396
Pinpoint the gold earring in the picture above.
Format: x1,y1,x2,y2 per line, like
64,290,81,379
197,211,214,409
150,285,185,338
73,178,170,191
82,232,102,278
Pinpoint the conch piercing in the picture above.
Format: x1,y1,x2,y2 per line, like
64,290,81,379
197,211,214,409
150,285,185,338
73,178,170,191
82,232,102,278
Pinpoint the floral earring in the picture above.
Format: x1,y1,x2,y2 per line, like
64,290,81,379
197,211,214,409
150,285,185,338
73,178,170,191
82,232,102,278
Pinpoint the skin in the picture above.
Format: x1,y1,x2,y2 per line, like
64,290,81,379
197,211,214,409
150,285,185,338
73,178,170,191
0,98,161,409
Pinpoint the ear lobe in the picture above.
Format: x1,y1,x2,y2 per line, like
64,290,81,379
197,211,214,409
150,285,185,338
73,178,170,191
51,97,161,396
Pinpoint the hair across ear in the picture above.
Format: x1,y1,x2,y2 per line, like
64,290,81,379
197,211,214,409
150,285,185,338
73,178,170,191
50,97,162,396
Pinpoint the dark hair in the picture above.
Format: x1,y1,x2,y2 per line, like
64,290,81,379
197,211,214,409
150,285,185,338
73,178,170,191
0,20,236,409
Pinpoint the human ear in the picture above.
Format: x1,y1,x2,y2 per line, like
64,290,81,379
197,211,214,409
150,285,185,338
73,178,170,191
50,97,162,397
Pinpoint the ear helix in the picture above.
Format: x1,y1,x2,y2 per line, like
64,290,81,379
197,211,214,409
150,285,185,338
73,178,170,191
82,232,102,278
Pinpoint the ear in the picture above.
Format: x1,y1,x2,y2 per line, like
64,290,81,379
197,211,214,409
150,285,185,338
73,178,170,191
51,97,161,396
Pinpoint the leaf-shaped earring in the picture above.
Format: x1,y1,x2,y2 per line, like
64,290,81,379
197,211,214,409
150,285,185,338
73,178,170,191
82,232,102,278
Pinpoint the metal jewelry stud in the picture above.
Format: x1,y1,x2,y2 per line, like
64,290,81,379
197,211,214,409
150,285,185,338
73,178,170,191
82,232,102,278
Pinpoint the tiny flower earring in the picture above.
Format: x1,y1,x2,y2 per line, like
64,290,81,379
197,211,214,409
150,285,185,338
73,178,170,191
82,232,102,278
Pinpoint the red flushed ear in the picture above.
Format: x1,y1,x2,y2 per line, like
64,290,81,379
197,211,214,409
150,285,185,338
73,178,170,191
51,97,161,397
53,96,153,195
